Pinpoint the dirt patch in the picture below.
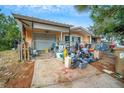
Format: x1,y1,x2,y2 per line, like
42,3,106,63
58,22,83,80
5,61,34,88
0,50,19,87
0,50,19,67
0,50,35,88
90,60,115,73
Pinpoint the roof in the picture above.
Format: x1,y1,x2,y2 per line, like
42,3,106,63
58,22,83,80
13,13,72,28
92,35,102,38
71,26,93,36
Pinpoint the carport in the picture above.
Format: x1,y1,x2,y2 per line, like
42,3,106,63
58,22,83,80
13,13,72,61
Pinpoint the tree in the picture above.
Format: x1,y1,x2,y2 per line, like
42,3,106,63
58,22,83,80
75,5,124,44
0,10,20,51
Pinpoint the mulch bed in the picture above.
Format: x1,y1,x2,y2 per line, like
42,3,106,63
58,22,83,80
5,61,34,88
90,52,124,84
90,60,115,73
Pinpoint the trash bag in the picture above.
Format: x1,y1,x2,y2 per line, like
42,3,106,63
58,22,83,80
71,60,80,69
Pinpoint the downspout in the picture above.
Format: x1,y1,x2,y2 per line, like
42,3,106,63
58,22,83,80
31,21,34,49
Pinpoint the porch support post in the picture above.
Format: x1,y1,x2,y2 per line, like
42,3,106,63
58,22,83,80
69,27,71,48
17,20,23,61
60,32,63,42
89,35,92,44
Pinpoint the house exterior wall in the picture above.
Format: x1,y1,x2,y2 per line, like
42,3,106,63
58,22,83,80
24,27,91,48
23,22,70,48
24,28,62,47
16,19,91,49
92,37,101,43
62,31,91,44
83,35,90,44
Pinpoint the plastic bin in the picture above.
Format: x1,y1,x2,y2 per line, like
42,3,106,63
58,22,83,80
56,52,63,61
79,62,88,69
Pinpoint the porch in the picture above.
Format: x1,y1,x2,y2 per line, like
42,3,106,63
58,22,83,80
13,13,72,61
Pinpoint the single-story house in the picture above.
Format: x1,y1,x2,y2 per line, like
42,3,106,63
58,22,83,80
13,14,94,51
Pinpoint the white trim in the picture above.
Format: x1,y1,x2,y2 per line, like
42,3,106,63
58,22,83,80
89,36,92,44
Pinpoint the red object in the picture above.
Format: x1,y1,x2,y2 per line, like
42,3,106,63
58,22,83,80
109,44,115,49
88,49,94,52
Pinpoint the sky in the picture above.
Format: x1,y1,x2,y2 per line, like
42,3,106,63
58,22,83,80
0,5,93,28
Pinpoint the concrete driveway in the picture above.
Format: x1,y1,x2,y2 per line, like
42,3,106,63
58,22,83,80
31,54,124,88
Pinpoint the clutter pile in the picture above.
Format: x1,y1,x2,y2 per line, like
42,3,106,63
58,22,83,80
55,42,101,69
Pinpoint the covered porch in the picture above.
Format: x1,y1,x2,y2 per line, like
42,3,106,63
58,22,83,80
13,13,72,61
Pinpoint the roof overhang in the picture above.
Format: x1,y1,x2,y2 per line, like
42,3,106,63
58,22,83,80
13,13,72,28
71,26,92,36
92,35,102,38
13,13,73,32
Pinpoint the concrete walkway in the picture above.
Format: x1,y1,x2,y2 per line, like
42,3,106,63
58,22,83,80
31,58,124,88
46,73,124,88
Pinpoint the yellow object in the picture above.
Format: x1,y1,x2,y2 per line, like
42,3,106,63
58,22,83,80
44,48,48,53
63,48,67,59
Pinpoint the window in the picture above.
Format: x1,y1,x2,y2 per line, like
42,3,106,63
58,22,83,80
72,36,74,42
65,36,70,42
72,36,81,43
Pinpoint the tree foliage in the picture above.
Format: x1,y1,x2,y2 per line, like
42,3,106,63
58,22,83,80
75,5,124,36
0,10,20,51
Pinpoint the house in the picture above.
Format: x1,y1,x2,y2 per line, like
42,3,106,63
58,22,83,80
13,14,72,51
13,14,101,61
13,14,93,52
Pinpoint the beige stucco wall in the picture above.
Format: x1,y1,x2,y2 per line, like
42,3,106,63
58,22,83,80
83,35,90,43
24,28,62,46
24,27,91,48
62,31,90,44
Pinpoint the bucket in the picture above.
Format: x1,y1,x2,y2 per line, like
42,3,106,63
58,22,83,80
56,52,63,61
